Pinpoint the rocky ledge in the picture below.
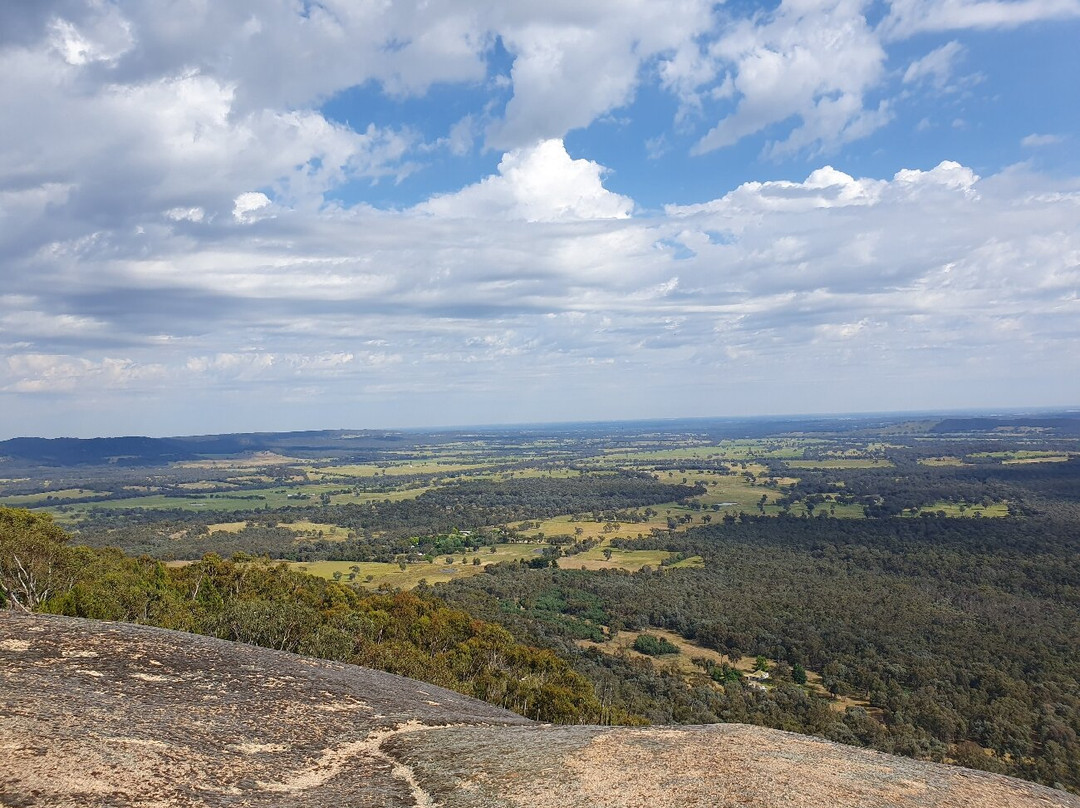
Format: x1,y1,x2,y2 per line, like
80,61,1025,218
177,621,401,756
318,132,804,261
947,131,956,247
1,612,1077,808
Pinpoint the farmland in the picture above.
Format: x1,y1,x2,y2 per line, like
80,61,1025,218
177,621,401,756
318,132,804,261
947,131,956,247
2,415,1073,566
4,412,1080,792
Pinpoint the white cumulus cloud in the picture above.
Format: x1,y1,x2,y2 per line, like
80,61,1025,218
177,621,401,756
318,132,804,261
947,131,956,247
417,139,633,221
232,192,272,222
692,0,890,157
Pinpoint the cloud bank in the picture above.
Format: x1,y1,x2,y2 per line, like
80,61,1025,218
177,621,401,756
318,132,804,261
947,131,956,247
1,1,1077,435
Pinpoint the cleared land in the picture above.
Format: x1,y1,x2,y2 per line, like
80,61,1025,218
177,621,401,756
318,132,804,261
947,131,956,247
557,546,704,572
0,488,98,507
278,520,352,540
919,456,967,467
306,461,493,479
293,543,550,589
905,501,1010,518
43,482,427,517
595,439,822,463
577,628,870,714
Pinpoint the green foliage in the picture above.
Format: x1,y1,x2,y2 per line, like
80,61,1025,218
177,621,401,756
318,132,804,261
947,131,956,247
710,663,742,684
633,633,680,656
0,507,78,611
70,473,702,562
440,513,1080,792
7,421,1080,792
0,509,601,724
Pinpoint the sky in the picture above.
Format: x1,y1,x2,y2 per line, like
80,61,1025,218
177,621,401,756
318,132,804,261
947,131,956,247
1,0,1079,439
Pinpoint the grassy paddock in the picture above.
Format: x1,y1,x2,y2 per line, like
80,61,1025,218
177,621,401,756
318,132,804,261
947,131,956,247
334,487,430,505
596,439,823,464
44,482,427,517
969,450,1073,462
178,452,304,469
579,628,871,713
557,546,676,572
0,488,98,507
786,459,892,470
1000,454,1072,464
278,520,351,540
205,521,248,534
918,457,967,467
306,461,493,479
904,501,1010,518
292,542,550,590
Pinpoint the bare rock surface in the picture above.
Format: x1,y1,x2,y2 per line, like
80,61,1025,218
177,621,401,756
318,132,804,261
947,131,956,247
2,611,1078,808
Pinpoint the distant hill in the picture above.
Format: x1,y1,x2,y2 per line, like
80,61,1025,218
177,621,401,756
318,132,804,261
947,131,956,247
0,429,411,466
4,411,1080,466
0,435,196,466
3,612,1077,808
930,414,1080,435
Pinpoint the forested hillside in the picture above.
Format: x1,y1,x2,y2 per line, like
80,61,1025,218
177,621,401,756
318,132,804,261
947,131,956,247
0,507,603,724
439,513,1080,790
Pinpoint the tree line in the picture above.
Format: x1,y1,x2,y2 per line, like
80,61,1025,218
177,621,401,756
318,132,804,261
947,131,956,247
438,513,1080,792
0,506,604,724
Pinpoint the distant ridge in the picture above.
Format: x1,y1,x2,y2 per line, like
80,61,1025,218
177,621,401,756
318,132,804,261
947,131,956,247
931,415,1080,435
2,612,1077,808
4,410,1080,466
0,435,195,466
0,429,409,466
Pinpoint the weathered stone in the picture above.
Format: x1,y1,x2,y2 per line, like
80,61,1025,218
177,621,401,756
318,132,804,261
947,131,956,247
2,612,1077,808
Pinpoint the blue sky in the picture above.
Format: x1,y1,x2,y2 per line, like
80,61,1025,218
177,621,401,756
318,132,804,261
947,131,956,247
1,0,1078,438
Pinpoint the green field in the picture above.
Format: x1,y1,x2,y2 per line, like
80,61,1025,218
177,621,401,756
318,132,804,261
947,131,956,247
0,488,99,507
904,501,1010,518
307,460,494,479
337,487,429,505
595,439,823,464
969,451,1074,464
557,545,679,572
276,520,352,540
41,482,428,517
918,456,967,467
